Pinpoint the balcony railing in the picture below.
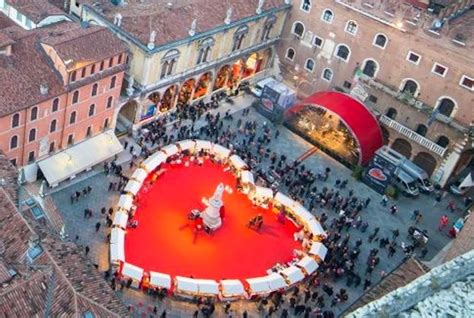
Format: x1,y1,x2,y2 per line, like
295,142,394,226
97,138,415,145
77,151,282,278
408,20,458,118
379,115,447,157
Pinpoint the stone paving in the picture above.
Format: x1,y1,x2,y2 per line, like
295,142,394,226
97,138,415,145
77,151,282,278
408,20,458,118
49,94,465,317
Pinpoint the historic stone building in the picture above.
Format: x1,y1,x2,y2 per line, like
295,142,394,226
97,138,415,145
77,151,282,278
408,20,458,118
277,0,473,186
70,0,291,133
0,12,128,183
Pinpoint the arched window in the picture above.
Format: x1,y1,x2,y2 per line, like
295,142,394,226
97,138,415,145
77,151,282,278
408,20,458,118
437,98,456,117
100,60,105,71
362,59,378,78
71,70,77,82
30,106,38,121
436,135,449,147
292,21,305,38
415,124,427,136
321,9,334,23
335,44,350,61
28,128,36,142
232,26,248,51
91,83,98,96
104,118,110,130
286,47,295,61
88,104,95,117
69,111,77,124
305,58,315,72
160,49,180,78
110,76,117,89
322,68,333,81
196,38,215,65
373,33,388,48
401,79,419,96
10,136,18,149
52,98,59,112
386,108,397,119
11,113,20,128
345,21,358,35
106,96,113,109
261,15,276,41
50,119,57,133
72,91,79,104
301,0,311,12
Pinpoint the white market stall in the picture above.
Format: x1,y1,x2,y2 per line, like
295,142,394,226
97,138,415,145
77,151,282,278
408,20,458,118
279,266,305,285
142,152,167,172
117,194,134,212
121,263,144,288
131,168,148,183
177,140,196,152
220,280,246,299
110,228,125,245
291,204,315,224
195,140,213,152
250,186,274,208
274,192,298,210
296,256,319,275
110,241,124,264
175,277,199,296
213,144,231,159
124,180,142,196
246,277,272,295
112,211,128,229
240,170,255,194
149,272,172,289
229,154,248,171
266,273,287,290
161,144,179,157
309,242,328,262
196,279,220,296
307,220,327,239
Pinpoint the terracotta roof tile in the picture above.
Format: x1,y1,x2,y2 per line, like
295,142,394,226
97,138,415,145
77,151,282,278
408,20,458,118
5,0,66,23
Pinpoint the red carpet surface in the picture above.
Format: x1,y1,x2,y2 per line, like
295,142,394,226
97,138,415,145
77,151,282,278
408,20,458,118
125,159,300,281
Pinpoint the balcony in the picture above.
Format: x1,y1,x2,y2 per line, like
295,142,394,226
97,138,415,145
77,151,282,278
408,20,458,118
379,115,447,157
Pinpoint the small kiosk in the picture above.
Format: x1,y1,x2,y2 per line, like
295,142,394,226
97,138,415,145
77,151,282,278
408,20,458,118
121,262,144,289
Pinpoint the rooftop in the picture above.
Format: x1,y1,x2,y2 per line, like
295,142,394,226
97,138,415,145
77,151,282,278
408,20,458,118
81,0,286,48
5,0,66,23
0,152,130,317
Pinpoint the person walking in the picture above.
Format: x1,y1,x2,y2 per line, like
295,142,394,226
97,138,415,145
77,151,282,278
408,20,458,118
415,212,423,224
95,222,101,232
438,215,449,231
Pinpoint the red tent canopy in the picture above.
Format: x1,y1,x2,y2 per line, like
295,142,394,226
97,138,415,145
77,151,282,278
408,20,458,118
285,91,383,165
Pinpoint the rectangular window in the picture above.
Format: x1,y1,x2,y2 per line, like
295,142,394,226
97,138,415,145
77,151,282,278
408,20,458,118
67,134,74,146
406,51,421,65
10,158,16,166
368,95,378,104
81,68,86,78
431,63,448,77
49,142,55,154
343,81,352,89
28,151,35,164
313,35,323,48
459,75,474,91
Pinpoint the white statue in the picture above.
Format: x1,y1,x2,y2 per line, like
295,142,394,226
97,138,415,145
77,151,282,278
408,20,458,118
256,0,265,14
225,7,233,25
147,30,156,50
189,19,197,36
126,76,134,96
201,183,225,230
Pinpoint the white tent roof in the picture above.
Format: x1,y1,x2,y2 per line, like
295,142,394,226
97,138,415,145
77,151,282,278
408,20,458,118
213,144,231,158
161,144,179,156
110,241,124,263
177,139,196,152
142,152,167,172
112,211,128,228
229,154,248,171
307,220,327,237
220,280,245,296
131,168,148,183
254,186,274,200
274,192,297,209
280,266,305,285
37,130,123,186
267,273,287,290
460,172,473,189
122,263,144,281
240,170,255,185
246,277,271,294
175,276,199,293
110,228,125,245
149,272,172,289
309,242,328,260
124,180,142,195
117,194,133,212
296,256,319,275
291,204,315,223
196,279,220,295
195,140,213,151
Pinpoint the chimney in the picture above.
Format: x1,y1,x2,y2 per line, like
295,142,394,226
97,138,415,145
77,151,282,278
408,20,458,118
40,84,49,96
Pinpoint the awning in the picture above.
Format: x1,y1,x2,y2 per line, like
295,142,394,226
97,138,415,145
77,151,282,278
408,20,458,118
213,144,231,159
177,140,196,152
307,220,327,238
113,211,128,229
38,130,123,186
117,194,133,212
240,171,255,185
121,263,144,281
124,180,142,196
110,241,124,263
195,140,213,152
309,242,328,261
131,168,148,183
149,272,172,289
110,228,125,245
229,154,248,171
175,276,199,293
196,279,220,295
161,144,179,156
142,152,167,172
254,186,274,200
279,266,305,285
460,172,473,189
274,192,297,209
220,280,246,297
296,256,319,275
